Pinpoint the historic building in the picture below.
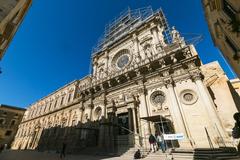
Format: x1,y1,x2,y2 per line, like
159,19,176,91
231,78,240,96
0,0,32,60
202,0,240,77
0,104,26,148
11,7,240,156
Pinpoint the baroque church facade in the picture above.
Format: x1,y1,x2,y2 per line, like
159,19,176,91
11,7,240,153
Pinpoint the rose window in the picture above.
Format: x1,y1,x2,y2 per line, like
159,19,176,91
112,49,131,70
183,93,194,102
151,91,166,106
117,54,129,69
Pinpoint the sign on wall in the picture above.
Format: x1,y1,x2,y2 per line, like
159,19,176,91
163,133,184,140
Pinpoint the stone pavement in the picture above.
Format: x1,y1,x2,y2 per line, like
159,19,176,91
0,150,168,160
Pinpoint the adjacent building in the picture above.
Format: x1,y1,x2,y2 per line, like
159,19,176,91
0,0,32,60
230,78,240,96
202,0,240,77
11,7,240,158
0,104,26,149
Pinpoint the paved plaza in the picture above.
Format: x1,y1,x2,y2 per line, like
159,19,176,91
0,150,171,160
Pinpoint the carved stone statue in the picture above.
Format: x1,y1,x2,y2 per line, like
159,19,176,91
157,26,166,47
171,26,181,43
144,44,153,58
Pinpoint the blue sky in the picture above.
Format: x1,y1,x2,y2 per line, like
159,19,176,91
0,0,236,108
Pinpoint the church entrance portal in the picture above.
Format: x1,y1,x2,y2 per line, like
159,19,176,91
142,115,179,149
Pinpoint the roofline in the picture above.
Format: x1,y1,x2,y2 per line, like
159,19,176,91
0,104,26,111
28,79,79,107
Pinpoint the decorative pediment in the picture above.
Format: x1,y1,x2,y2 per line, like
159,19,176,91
139,35,153,45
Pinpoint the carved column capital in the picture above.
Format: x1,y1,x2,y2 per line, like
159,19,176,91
79,102,85,111
162,70,170,77
190,70,203,82
87,103,94,109
150,22,157,29
164,78,174,88
187,62,196,69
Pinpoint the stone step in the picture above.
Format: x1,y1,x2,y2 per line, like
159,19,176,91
145,148,240,160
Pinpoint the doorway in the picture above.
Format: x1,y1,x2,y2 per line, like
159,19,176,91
142,115,179,149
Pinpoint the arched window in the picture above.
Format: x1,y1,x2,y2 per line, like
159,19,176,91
112,49,131,70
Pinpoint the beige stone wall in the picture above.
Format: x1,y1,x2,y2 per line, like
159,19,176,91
201,61,240,145
231,78,240,96
0,105,25,148
0,0,32,59
202,0,240,77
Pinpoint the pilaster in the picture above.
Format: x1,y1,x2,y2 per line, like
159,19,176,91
164,77,192,149
191,70,228,147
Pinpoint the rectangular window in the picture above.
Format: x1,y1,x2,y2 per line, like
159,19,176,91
225,36,238,53
10,120,15,126
209,0,217,11
54,100,57,108
49,103,52,111
5,130,12,136
223,0,237,20
225,36,240,60
2,112,7,116
0,118,5,125
68,93,72,102
214,21,222,38
60,96,64,105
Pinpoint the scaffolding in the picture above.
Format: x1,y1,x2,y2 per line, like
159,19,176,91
92,6,172,55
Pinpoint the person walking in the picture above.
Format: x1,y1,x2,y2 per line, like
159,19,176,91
133,149,141,159
156,132,166,153
149,134,156,153
60,141,67,159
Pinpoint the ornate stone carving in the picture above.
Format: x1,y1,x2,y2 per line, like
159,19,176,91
164,78,174,88
94,107,102,120
111,49,132,71
180,89,198,105
191,70,202,82
150,90,166,106
171,26,183,43
143,43,153,58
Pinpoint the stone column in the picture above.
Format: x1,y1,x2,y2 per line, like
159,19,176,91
33,127,43,149
89,104,94,121
137,80,151,149
103,92,108,119
165,78,192,148
152,27,160,45
132,107,137,134
79,101,84,122
135,101,143,147
67,111,72,126
93,56,98,77
128,108,133,131
104,51,109,76
131,106,141,147
133,33,141,63
138,81,150,118
192,72,227,141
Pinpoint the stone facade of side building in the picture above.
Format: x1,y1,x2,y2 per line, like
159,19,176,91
0,0,32,60
201,61,240,136
0,104,26,148
11,7,240,154
202,0,240,78
230,78,240,96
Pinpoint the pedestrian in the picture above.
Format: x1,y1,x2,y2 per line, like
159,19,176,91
133,149,141,159
0,144,3,153
60,141,67,159
156,132,166,153
149,134,156,153
3,144,7,151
